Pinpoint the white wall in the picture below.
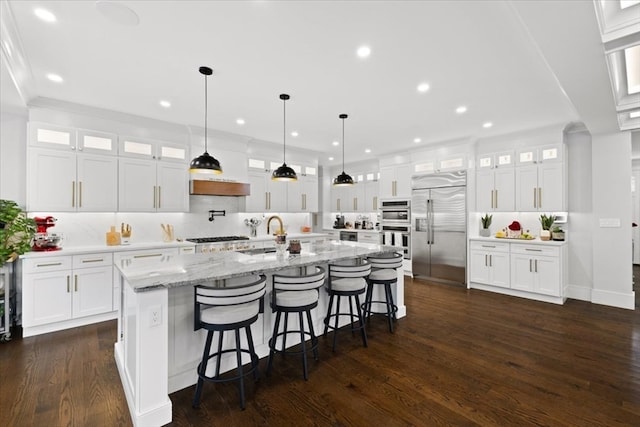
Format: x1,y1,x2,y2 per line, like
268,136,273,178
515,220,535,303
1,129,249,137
591,132,634,309
565,130,593,301
0,111,27,206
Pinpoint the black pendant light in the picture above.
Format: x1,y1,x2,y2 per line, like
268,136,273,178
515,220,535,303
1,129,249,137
333,114,354,186
272,94,297,181
189,66,222,174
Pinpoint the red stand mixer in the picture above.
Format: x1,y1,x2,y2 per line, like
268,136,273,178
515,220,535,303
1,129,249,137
32,216,63,251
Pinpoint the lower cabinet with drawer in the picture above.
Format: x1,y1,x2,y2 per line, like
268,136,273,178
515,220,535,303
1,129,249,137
468,238,566,304
22,252,115,337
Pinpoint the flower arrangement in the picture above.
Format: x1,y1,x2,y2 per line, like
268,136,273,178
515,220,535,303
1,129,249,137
539,214,556,241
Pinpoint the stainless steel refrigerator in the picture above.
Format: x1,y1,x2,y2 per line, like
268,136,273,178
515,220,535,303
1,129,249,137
411,171,467,285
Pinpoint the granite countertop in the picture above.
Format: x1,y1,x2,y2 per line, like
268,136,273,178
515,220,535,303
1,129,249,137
117,240,397,292
20,240,197,258
469,236,566,246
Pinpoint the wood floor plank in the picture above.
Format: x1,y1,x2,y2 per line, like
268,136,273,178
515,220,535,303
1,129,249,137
1,267,639,426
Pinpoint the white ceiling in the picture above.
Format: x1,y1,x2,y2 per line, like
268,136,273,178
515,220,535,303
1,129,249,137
0,0,623,165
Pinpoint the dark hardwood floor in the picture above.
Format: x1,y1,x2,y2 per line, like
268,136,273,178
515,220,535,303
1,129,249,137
2,269,640,426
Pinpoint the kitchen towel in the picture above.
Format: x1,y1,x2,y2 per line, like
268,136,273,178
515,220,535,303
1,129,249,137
394,232,403,247
384,232,392,246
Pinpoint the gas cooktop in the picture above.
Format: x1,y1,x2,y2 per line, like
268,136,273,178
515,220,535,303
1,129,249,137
186,236,250,244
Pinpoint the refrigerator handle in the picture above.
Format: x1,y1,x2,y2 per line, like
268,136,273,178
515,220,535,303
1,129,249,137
429,198,435,244
426,199,431,244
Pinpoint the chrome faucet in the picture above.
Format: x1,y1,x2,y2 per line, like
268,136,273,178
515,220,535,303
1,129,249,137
267,215,285,235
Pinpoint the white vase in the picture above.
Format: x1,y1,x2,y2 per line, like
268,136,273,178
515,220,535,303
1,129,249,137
479,228,491,237
540,229,551,241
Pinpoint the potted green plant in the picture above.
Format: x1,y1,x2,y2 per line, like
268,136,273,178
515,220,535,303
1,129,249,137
539,214,555,241
480,213,492,237
1,199,36,266
551,226,565,241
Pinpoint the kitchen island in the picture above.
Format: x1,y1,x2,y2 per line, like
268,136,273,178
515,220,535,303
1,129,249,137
114,239,404,426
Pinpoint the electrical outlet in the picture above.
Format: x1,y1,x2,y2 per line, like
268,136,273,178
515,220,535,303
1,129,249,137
149,305,162,327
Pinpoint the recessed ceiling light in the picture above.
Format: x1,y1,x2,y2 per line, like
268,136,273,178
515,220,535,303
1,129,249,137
456,106,467,114
413,138,422,143
236,118,245,125
482,122,493,128
291,131,298,137
365,148,371,153
159,100,171,108
96,1,140,26
417,83,430,93
34,8,56,23
332,141,339,146
328,156,334,161
46,73,63,83
357,45,371,58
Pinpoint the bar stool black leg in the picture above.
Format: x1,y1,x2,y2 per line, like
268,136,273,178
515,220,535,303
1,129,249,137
234,329,246,410
355,294,368,347
323,293,334,335
348,296,355,335
306,309,318,361
245,325,259,381
384,284,394,332
215,330,224,377
332,295,341,351
267,310,282,376
192,330,214,408
298,311,309,380
364,283,374,324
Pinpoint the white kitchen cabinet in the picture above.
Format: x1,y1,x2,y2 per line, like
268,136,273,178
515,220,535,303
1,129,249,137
27,148,118,212
29,122,117,155
364,180,380,212
516,144,563,166
118,158,189,212
380,164,412,199
118,136,188,162
286,174,318,212
510,245,561,296
22,252,114,337
469,241,510,288
246,170,287,212
515,162,563,212
476,168,515,212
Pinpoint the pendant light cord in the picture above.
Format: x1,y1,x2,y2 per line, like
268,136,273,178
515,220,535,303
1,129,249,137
204,73,208,154
282,97,286,163
342,116,345,173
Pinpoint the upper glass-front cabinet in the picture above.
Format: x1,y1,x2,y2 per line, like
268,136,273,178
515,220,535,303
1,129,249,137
516,144,562,166
118,136,187,162
477,151,514,169
28,122,117,155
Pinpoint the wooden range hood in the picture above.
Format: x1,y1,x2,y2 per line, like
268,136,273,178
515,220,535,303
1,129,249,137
190,180,250,196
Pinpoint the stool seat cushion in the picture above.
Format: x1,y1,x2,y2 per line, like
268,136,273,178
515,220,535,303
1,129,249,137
275,290,318,307
330,277,367,292
369,268,398,282
200,300,260,325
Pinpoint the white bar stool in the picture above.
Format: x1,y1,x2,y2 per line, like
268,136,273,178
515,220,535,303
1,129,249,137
267,266,326,380
192,274,267,410
323,258,371,351
364,252,403,332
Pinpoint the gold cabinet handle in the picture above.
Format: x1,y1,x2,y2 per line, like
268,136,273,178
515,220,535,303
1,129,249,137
79,181,82,208
373,196,377,210
36,262,62,267
158,186,161,209
72,181,75,208
533,188,537,208
265,192,269,210
494,189,498,209
538,187,542,208
133,253,162,259
153,186,157,209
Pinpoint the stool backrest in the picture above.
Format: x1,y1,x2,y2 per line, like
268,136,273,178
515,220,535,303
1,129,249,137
194,274,267,330
329,258,371,279
273,266,326,291
367,252,403,270
195,274,266,307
